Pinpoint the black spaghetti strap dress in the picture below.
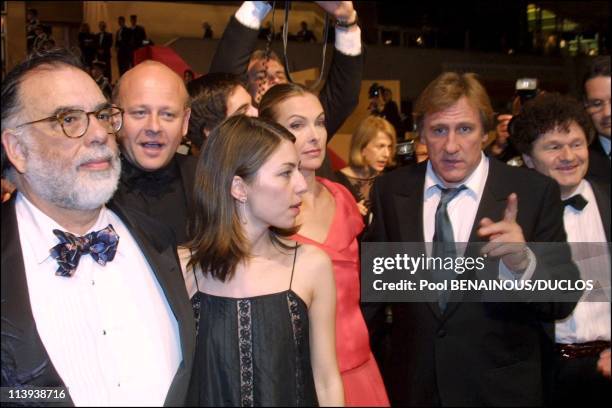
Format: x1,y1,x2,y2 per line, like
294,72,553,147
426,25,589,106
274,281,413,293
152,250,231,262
190,245,318,407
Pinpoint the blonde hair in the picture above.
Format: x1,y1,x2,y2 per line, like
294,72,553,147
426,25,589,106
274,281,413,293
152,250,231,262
348,116,396,168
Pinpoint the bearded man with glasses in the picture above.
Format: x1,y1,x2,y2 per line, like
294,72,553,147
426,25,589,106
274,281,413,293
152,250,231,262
0,49,195,406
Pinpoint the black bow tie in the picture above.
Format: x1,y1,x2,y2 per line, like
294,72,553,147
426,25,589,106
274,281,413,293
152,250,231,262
50,225,120,277
563,194,588,211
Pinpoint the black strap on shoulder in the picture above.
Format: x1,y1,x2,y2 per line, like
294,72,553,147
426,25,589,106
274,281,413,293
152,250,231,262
289,242,299,290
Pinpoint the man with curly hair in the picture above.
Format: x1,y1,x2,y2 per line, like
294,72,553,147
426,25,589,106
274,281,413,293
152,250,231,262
509,92,611,406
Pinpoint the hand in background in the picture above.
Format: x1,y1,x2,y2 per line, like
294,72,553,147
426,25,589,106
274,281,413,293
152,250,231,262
315,1,356,23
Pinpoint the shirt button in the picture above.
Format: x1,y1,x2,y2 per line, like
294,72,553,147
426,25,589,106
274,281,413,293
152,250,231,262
103,330,107,335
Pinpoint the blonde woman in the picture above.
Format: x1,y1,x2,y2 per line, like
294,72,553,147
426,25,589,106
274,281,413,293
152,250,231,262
336,116,396,220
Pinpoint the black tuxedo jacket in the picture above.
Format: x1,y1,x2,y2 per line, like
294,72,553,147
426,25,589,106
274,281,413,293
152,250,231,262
209,16,363,181
96,32,113,56
130,25,147,49
112,154,197,244
587,137,611,183
364,159,579,406
115,26,132,51
590,179,611,241
1,197,195,406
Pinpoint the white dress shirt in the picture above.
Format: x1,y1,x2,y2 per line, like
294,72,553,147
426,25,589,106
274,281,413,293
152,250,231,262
556,180,611,343
16,193,181,406
236,1,362,56
423,153,535,280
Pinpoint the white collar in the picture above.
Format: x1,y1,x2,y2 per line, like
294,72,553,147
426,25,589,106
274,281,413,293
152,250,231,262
15,192,109,264
425,152,489,198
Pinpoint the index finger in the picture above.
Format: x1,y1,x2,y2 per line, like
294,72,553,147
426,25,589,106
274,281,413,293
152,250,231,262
504,193,518,222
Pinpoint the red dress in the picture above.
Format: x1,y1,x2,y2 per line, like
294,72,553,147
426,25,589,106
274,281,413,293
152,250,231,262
292,177,389,406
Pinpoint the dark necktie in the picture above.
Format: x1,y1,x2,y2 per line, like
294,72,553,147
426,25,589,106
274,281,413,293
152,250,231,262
433,185,466,311
50,224,120,277
562,194,588,211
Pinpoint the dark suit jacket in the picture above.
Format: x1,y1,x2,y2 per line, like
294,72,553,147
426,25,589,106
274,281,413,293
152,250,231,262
364,159,579,406
112,154,197,244
130,25,147,49
115,26,132,51
590,179,611,241
209,16,363,181
1,197,196,406
587,137,611,184
96,31,113,58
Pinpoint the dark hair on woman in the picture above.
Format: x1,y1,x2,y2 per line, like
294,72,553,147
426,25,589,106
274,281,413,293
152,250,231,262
186,72,245,149
1,48,84,176
187,115,297,282
258,82,312,122
508,92,594,155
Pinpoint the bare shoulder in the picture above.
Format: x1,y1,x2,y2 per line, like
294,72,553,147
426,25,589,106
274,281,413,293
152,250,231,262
177,246,191,274
295,244,333,276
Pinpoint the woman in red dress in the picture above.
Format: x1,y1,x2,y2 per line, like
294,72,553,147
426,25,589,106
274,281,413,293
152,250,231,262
260,83,389,406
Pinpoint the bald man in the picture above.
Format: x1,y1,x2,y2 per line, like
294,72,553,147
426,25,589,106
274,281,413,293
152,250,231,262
111,61,196,243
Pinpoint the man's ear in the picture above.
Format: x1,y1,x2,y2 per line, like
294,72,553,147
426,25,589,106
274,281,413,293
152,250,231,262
522,153,535,169
181,107,192,137
230,175,248,202
1,129,27,174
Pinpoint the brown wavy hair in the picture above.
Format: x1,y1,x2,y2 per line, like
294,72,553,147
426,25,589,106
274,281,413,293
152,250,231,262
258,82,313,122
187,115,297,282
414,72,494,137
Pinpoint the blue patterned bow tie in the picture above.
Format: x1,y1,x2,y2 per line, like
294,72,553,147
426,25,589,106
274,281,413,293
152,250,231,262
50,224,120,277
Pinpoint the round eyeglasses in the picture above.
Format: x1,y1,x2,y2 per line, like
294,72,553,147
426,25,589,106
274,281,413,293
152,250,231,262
15,106,124,139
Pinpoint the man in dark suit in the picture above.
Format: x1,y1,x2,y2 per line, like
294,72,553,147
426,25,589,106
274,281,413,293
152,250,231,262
129,14,148,50
509,92,611,406
209,1,362,180
115,16,133,75
364,72,578,406
112,60,196,244
95,21,113,82
0,49,194,406
584,56,611,184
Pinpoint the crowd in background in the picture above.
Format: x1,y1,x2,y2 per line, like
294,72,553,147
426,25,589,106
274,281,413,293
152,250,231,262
2,2,611,407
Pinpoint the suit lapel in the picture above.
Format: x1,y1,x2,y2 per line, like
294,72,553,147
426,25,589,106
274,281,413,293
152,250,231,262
107,202,195,406
394,188,442,319
393,193,424,243
176,155,195,228
1,197,74,405
590,180,611,242
468,160,509,243
443,160,508,321
394,164,444,319
108,202,187,340
394,164,426,242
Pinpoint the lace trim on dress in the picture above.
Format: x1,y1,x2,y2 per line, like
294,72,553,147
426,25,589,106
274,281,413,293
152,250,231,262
287,291,305,406
237,299,254,407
